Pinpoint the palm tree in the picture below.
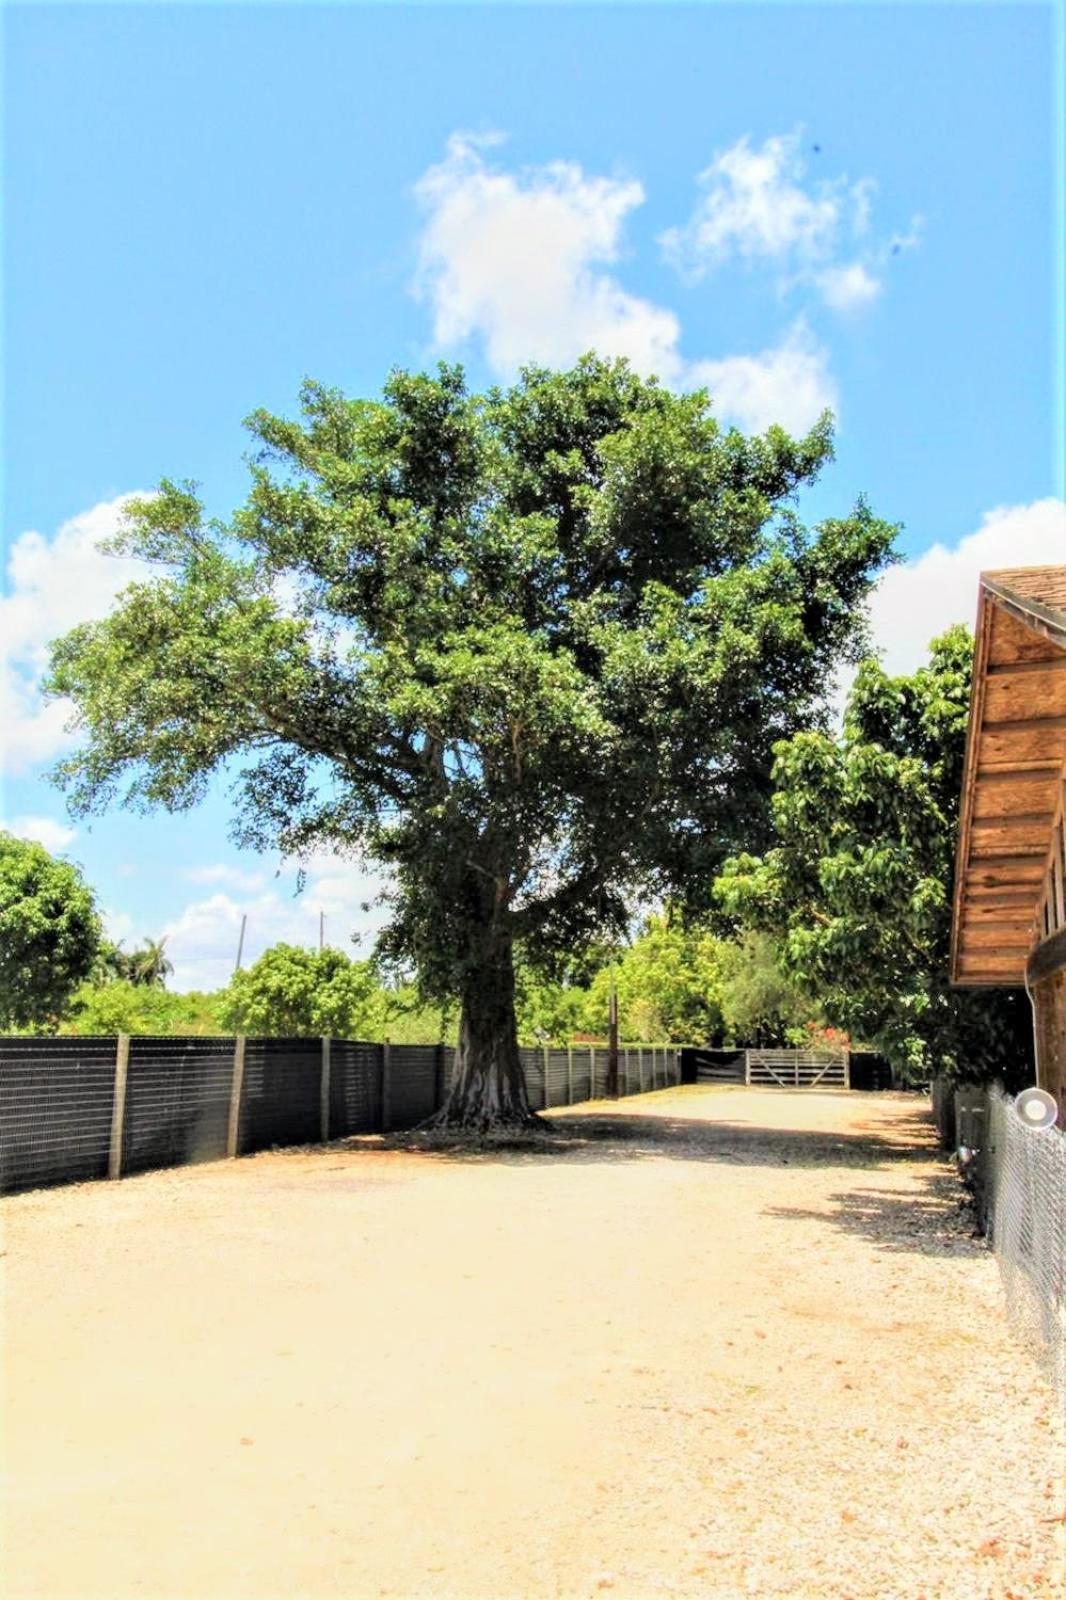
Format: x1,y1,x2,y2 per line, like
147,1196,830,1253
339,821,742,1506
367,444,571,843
126,936,173,988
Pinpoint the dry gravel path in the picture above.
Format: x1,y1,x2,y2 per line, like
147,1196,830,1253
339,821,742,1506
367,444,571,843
2,1086,1063,1600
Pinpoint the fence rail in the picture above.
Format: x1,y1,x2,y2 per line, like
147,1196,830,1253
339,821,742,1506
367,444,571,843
932,1077,1066,1407
0,1036,680,1197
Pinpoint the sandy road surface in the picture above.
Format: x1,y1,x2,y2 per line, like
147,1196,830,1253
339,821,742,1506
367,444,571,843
1,1087,1063,1600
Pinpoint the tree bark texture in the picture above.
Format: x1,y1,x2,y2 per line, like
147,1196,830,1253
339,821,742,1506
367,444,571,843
434,936,535,1129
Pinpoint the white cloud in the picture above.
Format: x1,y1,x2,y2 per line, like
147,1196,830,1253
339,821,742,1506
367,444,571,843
1,494,149,775
866,498,1066,678
689,320,837,435
102,906,135,946
162,853,390,991
414,131,682,380
1,814,77,853
660,130,899,314
660,131,845,273
816,262,882,313
412,132,835,435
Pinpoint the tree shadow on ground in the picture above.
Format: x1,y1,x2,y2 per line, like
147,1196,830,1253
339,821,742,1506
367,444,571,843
762,1170,984,1258
350,1094,940,1174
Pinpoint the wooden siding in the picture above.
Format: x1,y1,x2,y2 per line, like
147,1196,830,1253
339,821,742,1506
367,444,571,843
950,567,1066,987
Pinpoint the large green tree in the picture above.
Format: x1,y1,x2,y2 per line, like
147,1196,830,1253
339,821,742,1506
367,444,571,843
0,832,103,1029
46,357,895,1125
715,628,1034,1085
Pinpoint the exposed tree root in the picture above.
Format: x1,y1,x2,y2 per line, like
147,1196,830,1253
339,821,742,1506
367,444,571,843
384,1106,565,1155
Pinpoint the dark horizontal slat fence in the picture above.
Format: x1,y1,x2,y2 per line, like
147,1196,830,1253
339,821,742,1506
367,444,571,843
123,1036,235,1176
1,1036,680,1196
240,1038,321,1155
0,1037,117,1193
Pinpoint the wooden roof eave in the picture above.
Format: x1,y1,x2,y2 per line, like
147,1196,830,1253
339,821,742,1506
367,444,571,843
949,588,991,984
982,576,1066,652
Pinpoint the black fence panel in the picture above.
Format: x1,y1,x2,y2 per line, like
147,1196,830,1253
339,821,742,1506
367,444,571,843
0,1037,117,1194
240,1038,320,1153
518,1047,546,1109
547,1049,571,1106
849,1051,894,1091
124,1036,236,1176
387,1045,440,1130
330,1041,382,1136
681,1049,746,1084
570,1046,593,1102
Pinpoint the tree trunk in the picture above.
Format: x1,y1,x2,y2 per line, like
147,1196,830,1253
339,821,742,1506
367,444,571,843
435,937,536,1130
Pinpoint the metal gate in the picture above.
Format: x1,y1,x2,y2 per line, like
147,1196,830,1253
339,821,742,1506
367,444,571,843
745,1049,849,1089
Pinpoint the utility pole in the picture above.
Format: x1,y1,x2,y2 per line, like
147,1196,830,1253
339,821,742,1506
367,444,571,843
607,969,620,1098
234,912,247,974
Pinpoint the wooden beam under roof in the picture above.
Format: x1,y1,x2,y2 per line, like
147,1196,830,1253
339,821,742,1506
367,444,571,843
950,566,1066,986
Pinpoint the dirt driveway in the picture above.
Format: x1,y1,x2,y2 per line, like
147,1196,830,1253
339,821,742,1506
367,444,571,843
2,1086,1063,1600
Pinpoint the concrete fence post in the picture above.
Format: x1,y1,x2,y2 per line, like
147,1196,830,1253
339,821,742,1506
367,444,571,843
843,1048,851,1090
227,1035,246,1158
435,1041,447,1110
320,1035,332,1144
567,1045,574,1105
543,1044,550,1110
589,1045,596,1101
381,1040,392,1133
744,1049,752,1087
638,1045,644,1093
108,1033,131,1180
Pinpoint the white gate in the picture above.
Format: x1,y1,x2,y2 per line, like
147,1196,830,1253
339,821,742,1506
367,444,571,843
745,1049,849,1089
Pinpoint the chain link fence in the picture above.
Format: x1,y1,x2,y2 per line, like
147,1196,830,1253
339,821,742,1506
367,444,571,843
933,1078,1066,1407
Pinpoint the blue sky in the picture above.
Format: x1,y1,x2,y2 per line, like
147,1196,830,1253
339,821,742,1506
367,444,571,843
3,1,1064,987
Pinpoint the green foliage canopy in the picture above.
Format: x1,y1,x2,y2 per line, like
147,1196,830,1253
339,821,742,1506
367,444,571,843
220,945,386,1039
62,981,227,1037
46,357,896,1112
715,629,1034,1084
0,832,103,1029
716,931,817,1047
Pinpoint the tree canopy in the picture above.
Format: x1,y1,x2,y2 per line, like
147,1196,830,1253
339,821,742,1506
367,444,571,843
0,832,103,1029
715,628,1034,1085
46,356,897,1124
221,945,385,1039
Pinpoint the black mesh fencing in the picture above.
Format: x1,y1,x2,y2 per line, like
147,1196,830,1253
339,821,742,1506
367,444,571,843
239,1038,321,1154
2,1035,681,1195
330,1041,382,1136
386,1045,441,1130
124,1036,235,1176
0,1037,117,1194
547,1049,571,1106
519,1046,547,1110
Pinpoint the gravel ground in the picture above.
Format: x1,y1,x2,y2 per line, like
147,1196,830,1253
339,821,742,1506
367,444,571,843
1,1085,1063,1600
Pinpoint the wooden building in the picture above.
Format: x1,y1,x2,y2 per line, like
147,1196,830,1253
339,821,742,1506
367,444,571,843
950,566,1066,1115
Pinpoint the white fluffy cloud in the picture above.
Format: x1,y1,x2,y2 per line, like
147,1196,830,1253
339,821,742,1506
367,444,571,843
661,131,848,272
817,261,882,313
866,497,1066,678
660,131,908,313
688,320,837,436
1,814,78,853
415,132,683,380
412,132,836,435
1,495,149,775
163,852,390,992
